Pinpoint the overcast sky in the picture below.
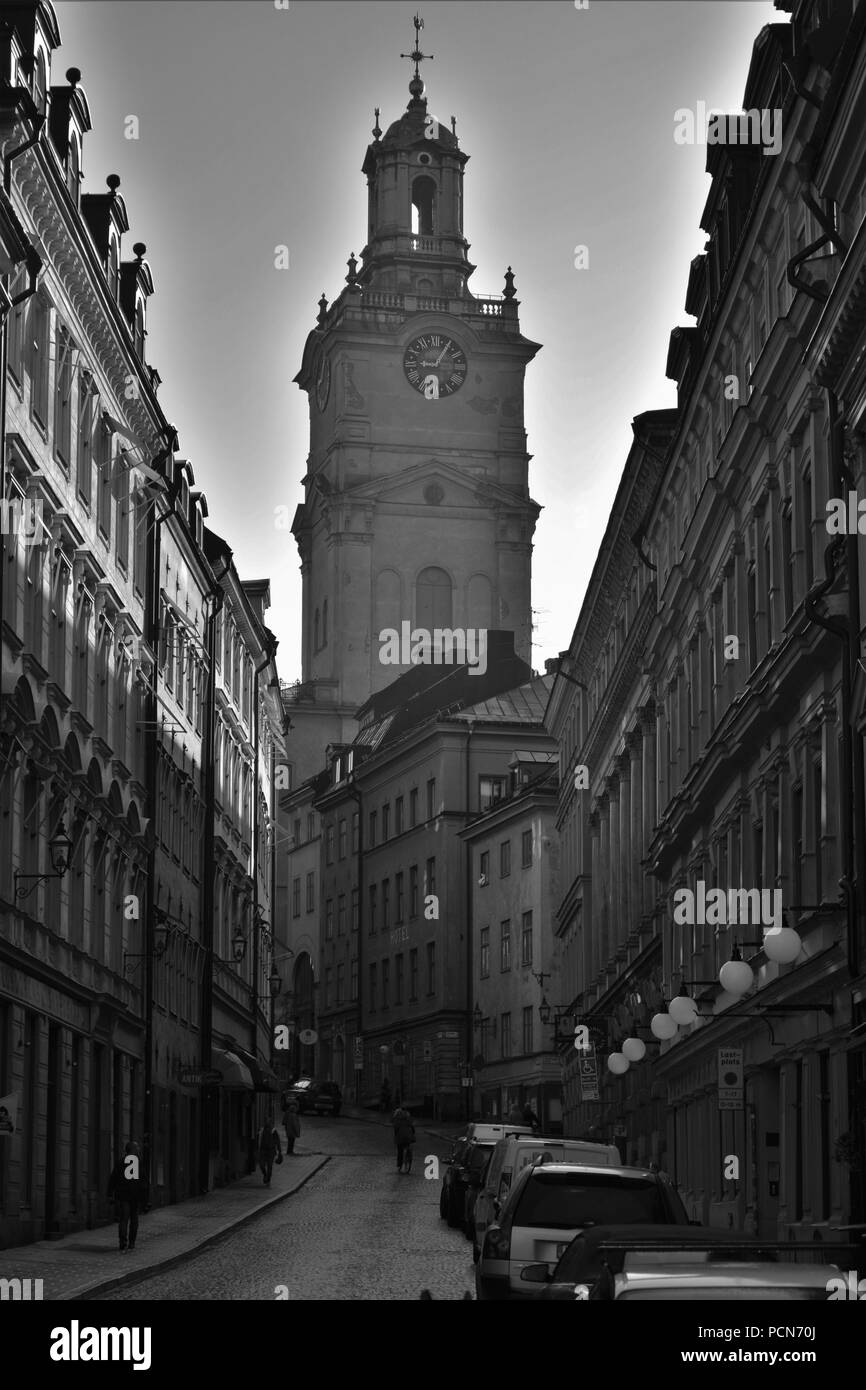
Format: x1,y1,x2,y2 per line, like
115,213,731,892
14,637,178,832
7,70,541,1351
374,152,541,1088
53,0,779,680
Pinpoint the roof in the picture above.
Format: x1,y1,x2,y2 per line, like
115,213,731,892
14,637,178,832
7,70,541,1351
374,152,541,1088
451,674,553,725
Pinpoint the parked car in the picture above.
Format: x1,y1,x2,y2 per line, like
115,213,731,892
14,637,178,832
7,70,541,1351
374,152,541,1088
463,1142,496,1242
520,1224,766,1299
440,1125,532,1230
472,1136,621,1261
592,1257,843,1301
283,1079,342,1116
475,1163,691,1300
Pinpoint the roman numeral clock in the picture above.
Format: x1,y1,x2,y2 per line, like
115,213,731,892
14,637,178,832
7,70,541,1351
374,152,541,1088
403,333,467,399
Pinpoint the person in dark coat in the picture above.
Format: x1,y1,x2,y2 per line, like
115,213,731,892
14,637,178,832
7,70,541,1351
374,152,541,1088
283,1099,301,1154
522,1103,541,1132
107,1140,148,1253
256,1113,283,1185
392,1105,415,1173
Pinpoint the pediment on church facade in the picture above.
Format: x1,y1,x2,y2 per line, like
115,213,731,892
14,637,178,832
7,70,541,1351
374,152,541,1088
343,458,532,513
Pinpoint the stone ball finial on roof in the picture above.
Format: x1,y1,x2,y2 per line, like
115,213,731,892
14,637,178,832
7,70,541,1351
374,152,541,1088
106,174,121,195
133,242,147,260
66,67,81,88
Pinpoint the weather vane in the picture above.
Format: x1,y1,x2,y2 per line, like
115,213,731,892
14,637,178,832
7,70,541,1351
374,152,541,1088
401,12,433,81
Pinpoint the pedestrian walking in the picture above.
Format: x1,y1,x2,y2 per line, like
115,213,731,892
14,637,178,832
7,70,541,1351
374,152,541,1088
522,1102,541,1132
283,1098,301,1154
107,1140,148,1253
392,1104,415,1173
257,1113,283,1185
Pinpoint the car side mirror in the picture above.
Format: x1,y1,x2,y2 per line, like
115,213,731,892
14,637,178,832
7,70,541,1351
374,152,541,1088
519,1264,550,1284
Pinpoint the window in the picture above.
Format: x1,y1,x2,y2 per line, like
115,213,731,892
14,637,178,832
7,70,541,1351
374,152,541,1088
96,417,112,538
336,962,345,1004
801,468,814,590
382,803,390,840
382,879,390,930
426,777,436,820
30,295,49,426
7,264,26,382
338,818,347,859
305,871,315,913
479,850,489,884
425,857,436,896
410,788,418,826
426,942,435,995
479,775,507,811
338,893,346,936
416,565,452,628
350,957,359,1001
521,829,533,868
500,1012,511,1059
307,811,315,840
521,911,533,967
54,324,73,465
108,234,120,298
369,883,377,935
409,948,418,1000
369,810,377,848
351,810,359,853
500,840,511,877
324,967,333,1008
395,796,404,834
396,872,404,922
382,958,390,1009
325,898,334,940
480,926,490,978
369,963,377,1011
293,817,301,847
116,462,130,570
292,877,300,918
326,823,335,864
410,865,419,917
522,1006,534,1055
500,919,511,972
351,887,359,932
395,954,404,1004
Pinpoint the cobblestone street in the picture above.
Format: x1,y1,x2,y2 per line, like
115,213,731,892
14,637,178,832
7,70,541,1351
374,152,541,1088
94,1116,474,1301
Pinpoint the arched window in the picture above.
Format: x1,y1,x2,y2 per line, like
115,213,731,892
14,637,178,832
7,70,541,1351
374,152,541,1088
411,176,436,237
33,50,48,115
416,566,452,629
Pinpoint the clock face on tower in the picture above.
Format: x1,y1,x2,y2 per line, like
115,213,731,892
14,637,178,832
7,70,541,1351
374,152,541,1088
403,333,468,399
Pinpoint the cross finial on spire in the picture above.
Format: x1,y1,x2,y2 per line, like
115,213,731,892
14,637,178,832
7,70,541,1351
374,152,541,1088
400,12,433,82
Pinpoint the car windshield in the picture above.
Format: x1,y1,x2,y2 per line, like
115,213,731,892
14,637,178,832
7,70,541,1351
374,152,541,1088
515,1174,668,1231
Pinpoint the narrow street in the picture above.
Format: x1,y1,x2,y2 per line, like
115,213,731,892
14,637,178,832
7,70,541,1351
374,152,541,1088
94,1117,474,1301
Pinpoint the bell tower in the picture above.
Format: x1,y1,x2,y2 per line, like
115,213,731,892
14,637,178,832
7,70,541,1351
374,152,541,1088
288,15,542,774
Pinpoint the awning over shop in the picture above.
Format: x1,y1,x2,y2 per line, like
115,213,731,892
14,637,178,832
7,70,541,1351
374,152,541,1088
211,1047,254,1090
233,1045,280,1092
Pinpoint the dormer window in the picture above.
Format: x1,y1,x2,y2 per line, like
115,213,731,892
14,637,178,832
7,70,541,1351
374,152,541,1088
33,50,48,115
134,298,146,359
108,235,119,299
67,133,80,205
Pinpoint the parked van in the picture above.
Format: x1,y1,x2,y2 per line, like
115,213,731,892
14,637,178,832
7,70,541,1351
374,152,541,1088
471,1136,621,1260
465,1123,533,1145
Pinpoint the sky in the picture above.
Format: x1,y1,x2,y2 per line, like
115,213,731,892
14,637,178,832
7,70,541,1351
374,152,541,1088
52,0,781,681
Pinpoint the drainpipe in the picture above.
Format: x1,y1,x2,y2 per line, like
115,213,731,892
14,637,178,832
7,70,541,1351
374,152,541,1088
251,638,277,1063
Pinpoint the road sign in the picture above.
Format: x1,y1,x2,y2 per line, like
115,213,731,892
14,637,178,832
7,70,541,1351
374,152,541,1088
718,1047,743,1109
298,1028,318,1046
179,1069,222,1085
578,1050,599,1102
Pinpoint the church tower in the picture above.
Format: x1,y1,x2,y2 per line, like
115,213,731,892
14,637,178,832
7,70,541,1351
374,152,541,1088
289,18,541,762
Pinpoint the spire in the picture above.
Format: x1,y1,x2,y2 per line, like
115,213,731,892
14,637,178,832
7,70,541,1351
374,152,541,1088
400,12,433,104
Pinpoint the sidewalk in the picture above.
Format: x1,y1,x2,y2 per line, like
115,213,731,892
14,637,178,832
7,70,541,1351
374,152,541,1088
0,1152,329,1301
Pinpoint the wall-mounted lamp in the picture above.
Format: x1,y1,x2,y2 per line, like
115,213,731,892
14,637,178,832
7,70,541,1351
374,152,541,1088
13,820,73,900
232,927,247,963
124,918,170,976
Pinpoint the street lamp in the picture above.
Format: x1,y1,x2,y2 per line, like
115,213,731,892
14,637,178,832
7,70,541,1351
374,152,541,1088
232,927,247,963
14,819,74,899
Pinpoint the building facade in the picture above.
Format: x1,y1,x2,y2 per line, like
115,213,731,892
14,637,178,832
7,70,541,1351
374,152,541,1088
460,757,561,1130
549,0,866,1233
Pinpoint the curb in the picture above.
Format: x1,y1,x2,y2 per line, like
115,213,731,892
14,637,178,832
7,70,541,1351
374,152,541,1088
60,1155,331,1302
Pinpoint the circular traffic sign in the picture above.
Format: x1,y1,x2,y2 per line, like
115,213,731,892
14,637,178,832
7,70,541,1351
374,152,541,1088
298,1028,318,1046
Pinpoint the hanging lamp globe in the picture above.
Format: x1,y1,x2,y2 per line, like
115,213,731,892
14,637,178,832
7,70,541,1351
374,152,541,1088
621,1035,646,1063
719,957,753,996
763,926,802,964
668,992,698,1026
607,1052,629,1075
650,1010,677,1040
